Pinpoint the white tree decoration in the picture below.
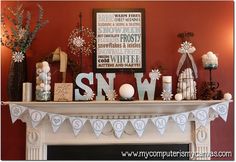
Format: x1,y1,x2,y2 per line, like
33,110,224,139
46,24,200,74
12,51,25,63
106,90,118,101
150,69,162,80
161,90,173,101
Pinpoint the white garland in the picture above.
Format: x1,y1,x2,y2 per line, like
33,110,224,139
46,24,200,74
8,101,229,138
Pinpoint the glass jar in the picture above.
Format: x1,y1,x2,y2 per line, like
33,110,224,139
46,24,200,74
35,61,51,101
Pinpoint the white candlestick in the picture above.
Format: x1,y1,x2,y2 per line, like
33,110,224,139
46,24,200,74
22,82,32,101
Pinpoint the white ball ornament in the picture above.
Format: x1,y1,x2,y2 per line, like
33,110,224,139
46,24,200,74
39,72,47,81
44,84,51,91
119,84,135,99
40,83,45,88
175,93,183,101
42,66,50,73
42,61,49,67
224,93,232,101
36,68,42,74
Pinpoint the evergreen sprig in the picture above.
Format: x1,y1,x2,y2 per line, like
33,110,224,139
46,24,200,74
1,3,49,53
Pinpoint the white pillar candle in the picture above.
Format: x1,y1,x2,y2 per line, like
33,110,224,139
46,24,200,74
162,76,172,92
22,82,32,102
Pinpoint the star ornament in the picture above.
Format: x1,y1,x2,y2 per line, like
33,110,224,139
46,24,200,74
150,69,162,80
12,51,25,63
161,90,173,101
106,90,118,101
178,41,196,54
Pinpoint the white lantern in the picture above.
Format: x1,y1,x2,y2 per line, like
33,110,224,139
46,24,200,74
119,84,135,99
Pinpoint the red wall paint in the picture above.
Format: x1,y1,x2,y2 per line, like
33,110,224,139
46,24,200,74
1,1,234,160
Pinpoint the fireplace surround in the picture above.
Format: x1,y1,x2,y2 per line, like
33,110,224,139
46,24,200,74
5,100,227,160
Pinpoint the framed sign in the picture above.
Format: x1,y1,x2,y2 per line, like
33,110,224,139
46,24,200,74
93,9,145,72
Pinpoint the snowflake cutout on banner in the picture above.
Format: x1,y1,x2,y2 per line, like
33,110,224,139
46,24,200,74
12,51,25,62
83,91,95,101
178,41,196,54
68,26,96,56
161,90,173,101
106,90,118,101
150,69,162,80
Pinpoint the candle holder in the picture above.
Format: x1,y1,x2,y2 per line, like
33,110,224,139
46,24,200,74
205,66,219,90
200,66,223,100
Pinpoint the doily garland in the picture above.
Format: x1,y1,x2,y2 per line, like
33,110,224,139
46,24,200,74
106,90,118,101
150,69,162,80
161,90,173,101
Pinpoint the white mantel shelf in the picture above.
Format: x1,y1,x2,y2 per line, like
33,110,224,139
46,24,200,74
4,100,230,116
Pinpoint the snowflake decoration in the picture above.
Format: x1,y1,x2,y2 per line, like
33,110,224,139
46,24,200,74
68,26,96,56
161,90,173,101
18,27,26,40
83,90,95,101
12,51,25,62
178,41,196,54
106,90,118,101
150,69,162,80
73,36,85,48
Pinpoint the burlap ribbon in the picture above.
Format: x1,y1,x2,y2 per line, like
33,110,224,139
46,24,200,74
52,47,68,83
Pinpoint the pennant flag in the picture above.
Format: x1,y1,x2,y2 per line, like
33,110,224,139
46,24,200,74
151,116,169,135
212,102,229,122
192,107,209,126
49,113,66,133
110,119,128,138
9,104,27,123
90,119,107,137
69,117,87,136
130,118,149,137
28,109,47,128
172,112,189,132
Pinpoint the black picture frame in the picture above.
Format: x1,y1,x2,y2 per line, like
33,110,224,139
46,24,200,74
93,9,146,73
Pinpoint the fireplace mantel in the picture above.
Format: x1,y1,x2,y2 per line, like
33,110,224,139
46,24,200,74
5,100,225,115
4,100,232,160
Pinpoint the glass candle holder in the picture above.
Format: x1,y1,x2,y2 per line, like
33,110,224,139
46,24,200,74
22,82,32,102
162,76,172,93
35,61,51,101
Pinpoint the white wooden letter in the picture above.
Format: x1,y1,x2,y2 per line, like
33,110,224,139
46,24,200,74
96,73,115,100
75,72,94,100
135,73,157,100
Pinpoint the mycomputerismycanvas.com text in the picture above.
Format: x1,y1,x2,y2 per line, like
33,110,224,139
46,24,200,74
120,150,232,159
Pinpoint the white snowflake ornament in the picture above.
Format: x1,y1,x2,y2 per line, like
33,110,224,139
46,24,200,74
150,69,162,80
83,91,95,101
73,36,85,48
161,90,173,101
12,51,25,63
106,90,118,101
178,41,196,54
18,28,27,40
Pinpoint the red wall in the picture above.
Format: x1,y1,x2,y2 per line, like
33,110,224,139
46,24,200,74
1,1,234,160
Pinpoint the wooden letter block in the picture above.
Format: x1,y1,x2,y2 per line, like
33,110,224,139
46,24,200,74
54,83,73,101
